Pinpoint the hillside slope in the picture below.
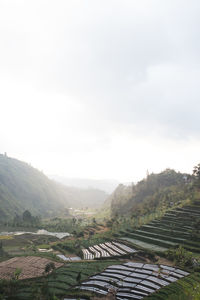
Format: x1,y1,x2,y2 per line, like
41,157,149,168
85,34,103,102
0,155,107,221
0,154,69,220
109,169,193,217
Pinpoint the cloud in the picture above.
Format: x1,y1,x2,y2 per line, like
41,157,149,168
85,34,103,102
0,0,200,181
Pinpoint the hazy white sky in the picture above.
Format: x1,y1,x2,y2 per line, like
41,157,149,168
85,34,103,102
0,0,200,182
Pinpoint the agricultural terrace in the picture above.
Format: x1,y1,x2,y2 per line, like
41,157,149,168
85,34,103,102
82,241,137,259
120,204,200,253
78,262,190,299
15,260,121,299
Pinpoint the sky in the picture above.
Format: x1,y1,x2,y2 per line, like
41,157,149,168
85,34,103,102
0,0,200,182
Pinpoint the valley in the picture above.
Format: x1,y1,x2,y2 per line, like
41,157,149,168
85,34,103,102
1,156,200,299
1,1,200,298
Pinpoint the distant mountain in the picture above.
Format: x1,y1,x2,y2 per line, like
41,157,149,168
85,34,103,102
0,155,108,221
53,183,108,209
107,169,193,217
50,176,119,194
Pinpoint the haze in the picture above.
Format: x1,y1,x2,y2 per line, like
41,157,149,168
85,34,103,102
0,0,200,182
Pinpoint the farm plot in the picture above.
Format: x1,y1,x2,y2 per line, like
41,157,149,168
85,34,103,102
82,241,137,260
120,204,200,253
15,260,120,299
0,256,63,280
120,237,168,252
78,262,190,299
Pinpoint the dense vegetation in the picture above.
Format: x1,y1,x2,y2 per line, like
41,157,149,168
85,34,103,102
0,154,69,220
109,169,193,217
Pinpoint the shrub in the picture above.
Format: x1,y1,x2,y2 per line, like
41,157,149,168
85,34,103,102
166,246,193,267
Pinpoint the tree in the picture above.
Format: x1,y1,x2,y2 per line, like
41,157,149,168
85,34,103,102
13,214,21,227
76,271,81,285
88,231,94,239
0,241,7,257
193,163,200,178
166,246,193,267
193,163,200,187
0,241,3,255
22,210,32,222
44,262,55,275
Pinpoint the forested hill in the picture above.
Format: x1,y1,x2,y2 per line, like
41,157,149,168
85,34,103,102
109,169,193,217
0,155,107,221
0,154,69,220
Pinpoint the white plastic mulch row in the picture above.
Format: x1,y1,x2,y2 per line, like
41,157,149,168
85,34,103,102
100,243,120,256
63,298,87,300
56,254,81,261
82,241,137,260
82,249,94,260
105,242,126,255
113,242,137,254
80,286,107,295
78,262,190,299
93,245,110,257
89,246,101,258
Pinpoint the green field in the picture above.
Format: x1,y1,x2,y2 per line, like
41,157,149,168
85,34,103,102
120,204,200,255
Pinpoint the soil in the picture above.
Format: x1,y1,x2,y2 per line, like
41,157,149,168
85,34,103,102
0,256,63,280
155,255,175,266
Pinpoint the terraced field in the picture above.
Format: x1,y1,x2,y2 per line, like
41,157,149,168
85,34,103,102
6,258,196,300
121,204,200,253
15,260,121,299
78,262,190,299
82,241,137,259
2,204,200,299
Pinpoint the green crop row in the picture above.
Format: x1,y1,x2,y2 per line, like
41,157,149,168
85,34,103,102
133,229,186,244
149,221,191,233
140,225,190,239
146,272,200,300
123,232,177,248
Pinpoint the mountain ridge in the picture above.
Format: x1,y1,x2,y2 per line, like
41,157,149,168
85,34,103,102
50,175,119,194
